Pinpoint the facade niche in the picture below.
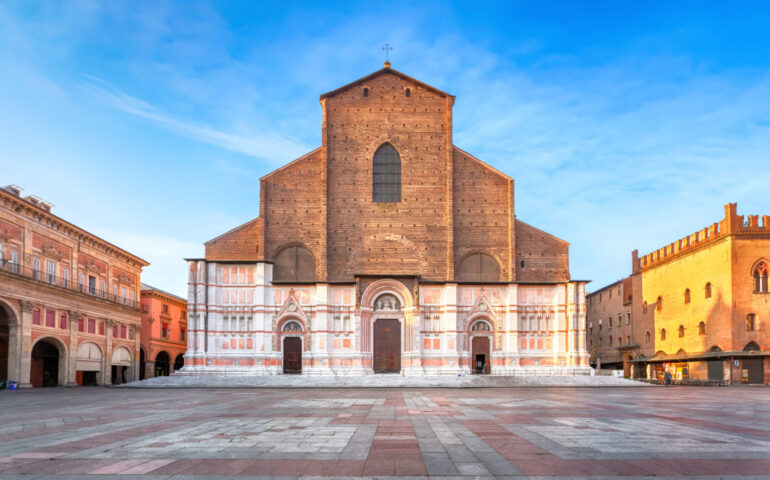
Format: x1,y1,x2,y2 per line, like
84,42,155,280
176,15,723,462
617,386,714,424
273,245,316,282
457,252,500,282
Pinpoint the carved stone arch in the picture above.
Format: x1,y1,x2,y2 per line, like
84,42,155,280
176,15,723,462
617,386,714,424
31,336,68,387
272,243,316,282
360,279,416,355
360,279,414,310
456,251,502,282
276,316,310,352
744,341,761,352
750,257,769,274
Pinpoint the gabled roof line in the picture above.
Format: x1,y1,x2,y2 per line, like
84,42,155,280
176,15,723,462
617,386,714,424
452,145,513,181
320,66,453,100
515,219,570,246
204,217,261,245
259,147,322,182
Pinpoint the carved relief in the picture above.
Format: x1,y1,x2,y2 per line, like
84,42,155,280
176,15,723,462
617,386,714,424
20,300,35,313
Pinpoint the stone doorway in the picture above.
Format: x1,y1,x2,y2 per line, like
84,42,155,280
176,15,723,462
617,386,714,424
373,319,401,373
471,336,490,374
155,351,170,377
283,336,302,374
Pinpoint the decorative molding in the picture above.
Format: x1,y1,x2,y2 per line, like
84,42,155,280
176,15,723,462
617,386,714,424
20,300,35,313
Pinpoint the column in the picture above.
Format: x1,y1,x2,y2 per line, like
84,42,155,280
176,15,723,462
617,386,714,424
18,300,34,388
104,319,114,385
66,310,79,386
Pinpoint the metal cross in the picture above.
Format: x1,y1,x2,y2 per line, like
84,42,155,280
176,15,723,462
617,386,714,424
382,43,393,62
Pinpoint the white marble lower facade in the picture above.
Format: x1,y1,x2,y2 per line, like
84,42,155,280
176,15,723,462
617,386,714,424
180,260,590,376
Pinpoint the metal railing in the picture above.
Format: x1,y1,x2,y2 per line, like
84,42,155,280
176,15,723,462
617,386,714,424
0,259,139,308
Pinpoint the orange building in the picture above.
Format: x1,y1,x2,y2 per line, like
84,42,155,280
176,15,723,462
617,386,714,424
587,203,770,384
139,284,187,378
0,185,148,387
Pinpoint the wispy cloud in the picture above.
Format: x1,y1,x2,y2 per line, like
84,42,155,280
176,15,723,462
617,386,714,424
81,80,311,163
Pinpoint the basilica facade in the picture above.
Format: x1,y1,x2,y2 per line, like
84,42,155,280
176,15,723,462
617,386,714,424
183,64,590,376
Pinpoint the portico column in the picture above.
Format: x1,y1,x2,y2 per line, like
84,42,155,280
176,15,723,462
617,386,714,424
6,323,20,383
66,310,79,386
105,319,114,385
18,300,34,388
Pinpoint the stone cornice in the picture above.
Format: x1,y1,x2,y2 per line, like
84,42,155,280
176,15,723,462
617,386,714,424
0,189,149,268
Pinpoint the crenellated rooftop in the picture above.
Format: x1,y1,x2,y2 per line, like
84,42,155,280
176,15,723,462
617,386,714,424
632,203,770,273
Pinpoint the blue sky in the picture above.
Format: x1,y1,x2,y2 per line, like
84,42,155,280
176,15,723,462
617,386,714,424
2,1,769,297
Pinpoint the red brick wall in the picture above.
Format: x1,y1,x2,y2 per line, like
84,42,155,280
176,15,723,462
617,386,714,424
205,218,263,261
515,220,570,282
452,147,513,281
323,72,453,281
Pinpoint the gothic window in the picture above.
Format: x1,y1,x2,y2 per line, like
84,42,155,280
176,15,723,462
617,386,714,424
684,289,691,304
705,282,712,298
282,320,303,333
678,325,685,337
363,87,369,97
698,321,706,335
470,320,492,332
746,313,756,331
645,331,651,344
374,294,400,311
660,329,666,341
753,261,768,293
372,143,401,203
405,87,411,97
457,252,501,282
656,296,663,311
273,245,316,282
643,301,648,314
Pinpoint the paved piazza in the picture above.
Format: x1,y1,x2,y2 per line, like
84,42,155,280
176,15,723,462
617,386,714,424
1,387,770,479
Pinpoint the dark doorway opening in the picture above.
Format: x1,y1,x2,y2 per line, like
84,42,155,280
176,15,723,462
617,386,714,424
31,340,60,387
155,351,170,377
80,371,98,386
283,337,302,373
744,358,764,384
139,348,146,380
174,354,184,372
373,319,401,373
111,365,127,384
471,336,491,374
707,360,723,381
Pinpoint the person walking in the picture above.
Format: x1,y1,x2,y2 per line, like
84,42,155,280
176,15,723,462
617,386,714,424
664,370,672,386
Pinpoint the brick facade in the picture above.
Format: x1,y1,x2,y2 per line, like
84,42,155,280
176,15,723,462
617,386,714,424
184,66,589,376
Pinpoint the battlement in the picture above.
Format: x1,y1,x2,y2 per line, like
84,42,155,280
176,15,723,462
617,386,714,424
632,203,770,273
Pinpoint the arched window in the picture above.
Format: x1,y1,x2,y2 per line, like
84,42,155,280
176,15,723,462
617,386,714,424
642,301,648,314
608,336,613,346
363,87,369,97
457,253,501,282
645,331,651,344
372,143,401,203
405,87,411,97
746,313,756,331
753,261,768,293
698,321,706,335
684,289,691,304
704,282,712,298
656,296,663,311
660,329,666,341
273,245,316,282
678,325,685,337
744,341,760,352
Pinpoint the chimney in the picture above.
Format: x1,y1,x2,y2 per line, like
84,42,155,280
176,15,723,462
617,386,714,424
631,249,640,274
2,185,22,197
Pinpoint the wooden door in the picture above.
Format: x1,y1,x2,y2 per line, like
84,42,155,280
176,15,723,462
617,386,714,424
373,319,401,373
471,336,490,374
744,358,763,384
283,337,302,374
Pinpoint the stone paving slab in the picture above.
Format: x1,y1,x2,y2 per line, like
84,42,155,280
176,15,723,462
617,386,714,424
1,385,769,478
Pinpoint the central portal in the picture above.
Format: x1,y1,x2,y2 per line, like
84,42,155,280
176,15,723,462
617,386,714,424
373,318,401,373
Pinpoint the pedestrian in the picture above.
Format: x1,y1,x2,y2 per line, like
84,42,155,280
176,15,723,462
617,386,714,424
664,370,672,386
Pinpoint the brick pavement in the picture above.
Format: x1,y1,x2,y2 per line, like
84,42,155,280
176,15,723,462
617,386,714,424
0,386,769,479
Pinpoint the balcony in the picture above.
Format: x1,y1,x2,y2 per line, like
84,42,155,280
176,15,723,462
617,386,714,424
0,260,139,309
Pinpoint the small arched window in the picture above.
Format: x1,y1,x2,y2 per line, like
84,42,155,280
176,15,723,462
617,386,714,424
705,282,712,298
684,289,691,304
656,296,663,311
405,87,411,97
363,87,369,97
660,329,666,341
698,321,706,335
678,325,685,337
746,313,757,331
645,331,651,344
372,143,401,203
642,301,648,314
753,261,768,293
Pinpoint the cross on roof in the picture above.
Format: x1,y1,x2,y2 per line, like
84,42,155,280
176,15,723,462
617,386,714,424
382,43,393,66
